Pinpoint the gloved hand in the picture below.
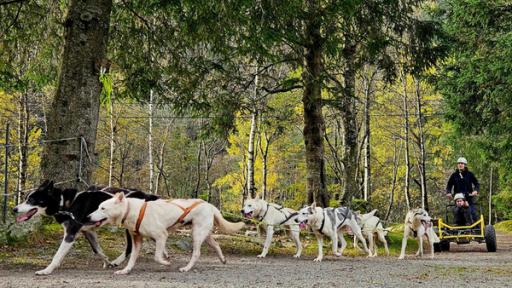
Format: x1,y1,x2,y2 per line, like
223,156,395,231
446,193,452,199
470,191,478,197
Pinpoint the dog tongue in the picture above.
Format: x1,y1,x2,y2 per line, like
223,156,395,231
16,213,30,222
299,222,306,229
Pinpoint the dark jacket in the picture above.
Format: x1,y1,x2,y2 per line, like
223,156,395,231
446,168,480,200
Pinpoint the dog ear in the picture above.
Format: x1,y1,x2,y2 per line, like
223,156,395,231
311,202,316,209
114,192,125,203
254,193,261,200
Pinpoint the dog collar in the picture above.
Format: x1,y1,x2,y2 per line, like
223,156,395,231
121,203,131,226
258,203,270,221
317,210,326,235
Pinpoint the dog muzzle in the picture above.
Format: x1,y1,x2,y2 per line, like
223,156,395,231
298,221,307,229
15,208,38,222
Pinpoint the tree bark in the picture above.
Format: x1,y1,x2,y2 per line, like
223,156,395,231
247,109,257,198
362,70,376,201
339,38,358,206
303,0,328,207
258,131,271,200
148,89,154,193
108,91,114,187
414,77,428,210
385,138,401,221
402,73,411,210
194,141,202,198
17,92,29,204
40,0,113,186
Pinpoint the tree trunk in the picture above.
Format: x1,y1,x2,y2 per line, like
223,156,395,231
194,141,202,198
40,0,113,186
385,138,401,221
17,92,29,204
148,89,154,193
259,131,271,200
108,91,114,187
402,73,411,210
414,77,428,210
155,141,166,196
339,38,358,206
247,109,257,198
362,70,376,201
204,140,224,208
303,0,328,207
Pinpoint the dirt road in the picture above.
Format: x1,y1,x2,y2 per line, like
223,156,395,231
1,233,512,287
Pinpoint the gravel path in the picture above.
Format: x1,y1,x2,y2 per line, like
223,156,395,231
2,233,512,288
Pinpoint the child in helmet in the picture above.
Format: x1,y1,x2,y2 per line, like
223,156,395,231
453,193,472,225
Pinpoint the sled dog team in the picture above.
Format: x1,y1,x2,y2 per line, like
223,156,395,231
13,180,439,275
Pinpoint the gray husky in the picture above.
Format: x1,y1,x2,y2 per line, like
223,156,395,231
295,203,370,261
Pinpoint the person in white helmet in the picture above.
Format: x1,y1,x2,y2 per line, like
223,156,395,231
446,157,480,223
453,193,472,226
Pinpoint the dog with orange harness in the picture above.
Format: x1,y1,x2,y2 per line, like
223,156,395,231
88,193,244,274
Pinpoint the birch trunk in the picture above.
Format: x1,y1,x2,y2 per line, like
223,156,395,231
247,110,257,198
148,89,154,193
402,74,411,210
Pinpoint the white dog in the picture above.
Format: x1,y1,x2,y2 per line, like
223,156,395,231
88,193,244,274
241,195,302,258
354,209,389,257
398,208,440,259
295,203,370,262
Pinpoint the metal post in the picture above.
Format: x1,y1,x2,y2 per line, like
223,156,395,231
489,166,493,225
3,123,9,223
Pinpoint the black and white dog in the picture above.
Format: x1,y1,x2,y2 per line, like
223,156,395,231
12,180,158,275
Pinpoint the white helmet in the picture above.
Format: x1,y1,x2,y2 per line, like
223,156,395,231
457,157,467,165
454,193,465,201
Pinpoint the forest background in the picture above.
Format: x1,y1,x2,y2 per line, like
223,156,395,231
0,0,511,229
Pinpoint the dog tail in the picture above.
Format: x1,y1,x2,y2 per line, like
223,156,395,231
213,207,245,234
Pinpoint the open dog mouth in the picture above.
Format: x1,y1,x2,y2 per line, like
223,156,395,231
94,218,107,227
299,221,307,229
16,208,38,222
242,211,253,218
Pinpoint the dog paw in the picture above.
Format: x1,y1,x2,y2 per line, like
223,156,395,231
293,254,301,258
114,269,130,275
313,257,323,262
334,252,342,257
256,254,266,258
398,255,405,260
158,260,171,266
35,269,53,275
107,263,118,268
221,257,227,264
179,267,191,272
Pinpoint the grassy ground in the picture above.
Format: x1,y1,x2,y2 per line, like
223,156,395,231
0,222,424,270
495,220,512,233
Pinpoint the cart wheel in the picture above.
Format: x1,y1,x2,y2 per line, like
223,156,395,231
440,240,450,251
484,225,497,252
